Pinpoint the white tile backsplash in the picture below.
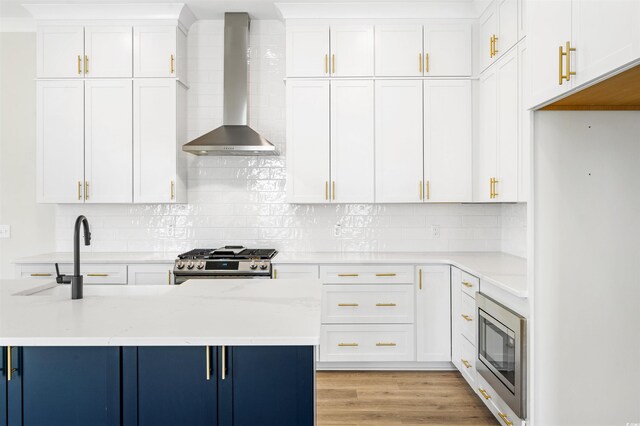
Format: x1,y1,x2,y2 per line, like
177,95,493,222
54,20,527,257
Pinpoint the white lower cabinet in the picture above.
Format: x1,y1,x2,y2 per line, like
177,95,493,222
458,333,477,387
477,373,524,426
322,284,414,324
16,263,127,284
128,264,174,285
451,266,479,387
415,265,451,362
320,324,415,362
272,264,319,280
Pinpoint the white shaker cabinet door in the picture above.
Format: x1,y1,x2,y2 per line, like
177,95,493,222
496,0,519,57
85,80,133,203
330,25,374,77
286,80,330,203
330,80,374,203
375,25,424,77
133,79,177,203
496,50,519,202
375,80,424,203
85,26,133,77
477,68,498,202
286,25,330,77
423,24,472,77
37,26,84,78
133,26,176,78
572,0,640,89
128,264,175,285
423,80,472,202
416,265,452,362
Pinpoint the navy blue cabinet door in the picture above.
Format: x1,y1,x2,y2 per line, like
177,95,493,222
0,347,6,426
133,346,217,426
219,346,315,426
9,346,120,426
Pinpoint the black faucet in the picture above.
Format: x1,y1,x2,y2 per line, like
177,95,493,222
55,215,91,300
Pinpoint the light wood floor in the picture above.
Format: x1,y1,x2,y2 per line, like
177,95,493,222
316,371,498,426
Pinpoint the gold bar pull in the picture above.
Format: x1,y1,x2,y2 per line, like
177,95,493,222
338,273,358,277
426,180,430,200
489,177,495,199
78,181,82,200
478,388,492,400
325,181,328,201
332,54,335,74
205,346,211,380
85,181,89,201
170,54,175,74
167,270,171,286
461,358,472,369
7,346,12,381
425,53,429,73
170,181,175,200
273,269,278,279
332,181,335,201
30,273,52,277
419,268,422,290
489,36,494,58
376,342,397,347
221,345,226,380
338,343,358,347
376,273,396,277
84,55,89,74
87,273,108,277
419,53,423,73
559,44,566,85
461,281,473,288
498,412,513,426
461,314,473,322
376,303,397,307
419,180,423,201
325,54,328,74
565,41,576,82
77,55,82,74
338,303,359,307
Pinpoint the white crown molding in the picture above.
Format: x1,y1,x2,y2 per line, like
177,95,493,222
21,3,197,29
0,17,36,32
274,2,478,20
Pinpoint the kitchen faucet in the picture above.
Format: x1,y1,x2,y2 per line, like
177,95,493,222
55,215,91,300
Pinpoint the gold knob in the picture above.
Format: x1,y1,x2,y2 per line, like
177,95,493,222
461,314,473,322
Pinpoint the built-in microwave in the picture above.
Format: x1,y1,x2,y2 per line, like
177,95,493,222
476,293,527,419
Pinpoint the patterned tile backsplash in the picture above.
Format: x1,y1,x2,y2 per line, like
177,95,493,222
55,20,527,258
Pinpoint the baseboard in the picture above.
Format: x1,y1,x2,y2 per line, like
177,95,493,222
316,361,455,371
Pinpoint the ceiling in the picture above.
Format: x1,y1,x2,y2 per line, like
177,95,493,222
0,0,476,20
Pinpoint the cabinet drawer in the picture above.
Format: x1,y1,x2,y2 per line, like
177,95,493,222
320,324,415,362
476,373,524,426
458,334,476,387
18,264,59,280
460,293,476,345
459,270,480,298
18,263,127,284
273,264,319,280
128,264,174,285
322,285,414,324
320,265,414,284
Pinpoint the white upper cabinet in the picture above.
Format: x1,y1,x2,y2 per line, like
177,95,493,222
286,80,330,203
416,265,452,362
375,25,424,77
479,0,519,72
423,24,472,76
37,26,84,78
84,26,133,78
423,80,472,202
36,80,84,203
330,25,374,77
375,80,424,203
478,69,498,203
84,80,132,203
133,79,186,203
330,80,375,203
133,26,179,78
286,25,330,77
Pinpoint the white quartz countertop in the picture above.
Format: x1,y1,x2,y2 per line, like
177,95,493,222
14,251,528,298
0,278,321,347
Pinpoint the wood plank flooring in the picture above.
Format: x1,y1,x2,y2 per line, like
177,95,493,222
316,371,498,426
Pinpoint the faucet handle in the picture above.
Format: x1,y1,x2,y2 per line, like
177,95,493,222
55,263,71,284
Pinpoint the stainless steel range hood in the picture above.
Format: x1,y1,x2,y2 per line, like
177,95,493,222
183,13,278,156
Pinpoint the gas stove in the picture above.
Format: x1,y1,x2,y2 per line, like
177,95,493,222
173,246,278,284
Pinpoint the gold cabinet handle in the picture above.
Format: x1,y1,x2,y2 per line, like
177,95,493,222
419,53,423,73
332,54,335,74
376,303,397,307
425,53,429,73
489,36,494,58
376,342,397,347
205,346,211,380
167,270,171,286
478,388,491,400
30,273,52,277
325,54,328,74
87,273,108,277
498,412,514,426
461,314,473,322
332,181,335,200
170,54,175,74
84,55,89,74
77,55,82,74
85,181,89,201
170,180,175,200
273,269,278,279
338,343,358,347
7,346,13,381
419,180,423,201
376,273,396,277
461,358,472,369
565,41,576,82
461,281,473,288
419,268,423,290
558,44,565,85
221,345,226,380
426,180,430,200
338,273,358,277
325,181,328,201
78,181,82,200
338,303,359,307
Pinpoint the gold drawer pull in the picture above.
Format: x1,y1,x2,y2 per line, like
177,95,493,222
461,359,472,369
461,314,473,322
498,412,513,426
478,388,491,400
30,273,52,277
461,281,473,288
375,273,396,277
205,346,211,380
7,346,15,381
87,273,109,277
376,342,397,347
338,273,359,277
338,303,359,307
338,343,358,347
170,54,175,74
376,303,397,307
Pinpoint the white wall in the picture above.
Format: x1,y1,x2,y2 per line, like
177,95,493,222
534,111,640,425
0,33,56,278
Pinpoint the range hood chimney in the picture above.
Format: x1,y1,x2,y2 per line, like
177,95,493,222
183,13,278,156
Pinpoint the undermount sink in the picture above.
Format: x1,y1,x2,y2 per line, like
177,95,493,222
14,284,173,297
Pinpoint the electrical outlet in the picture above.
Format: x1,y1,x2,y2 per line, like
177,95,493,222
334,223,342,238
431,225,440,239
0,225,10,239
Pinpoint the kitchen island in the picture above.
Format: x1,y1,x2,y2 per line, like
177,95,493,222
0,278,321,426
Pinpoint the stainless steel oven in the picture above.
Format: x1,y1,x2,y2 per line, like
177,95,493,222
477,293,527,419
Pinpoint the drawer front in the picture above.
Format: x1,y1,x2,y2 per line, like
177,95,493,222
320,324,415,362
459,334,476,387
460,270,480,298
476,374,524,426
18,263,127,284
322,285,414,324
273,264,319,280
18,264,59,280
128,264,174,285
460,293,476,345
320,265,414,284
